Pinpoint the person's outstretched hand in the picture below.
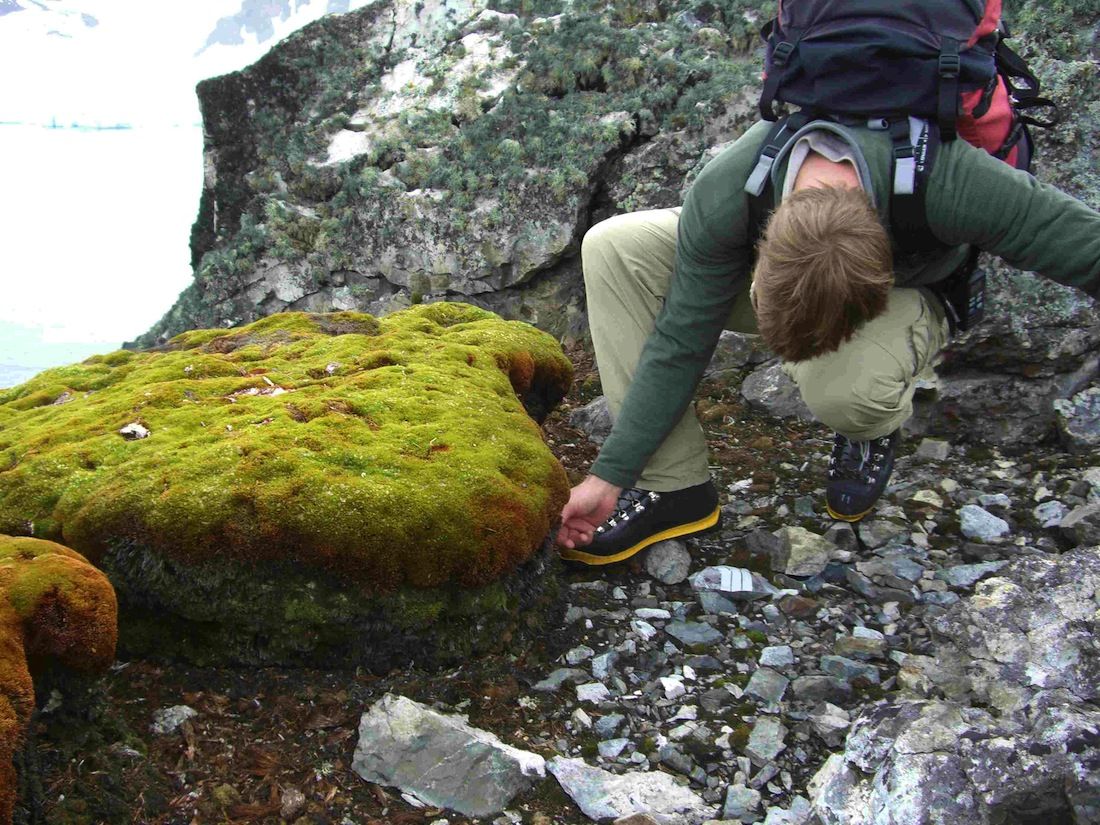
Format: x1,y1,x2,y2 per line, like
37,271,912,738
557,475,623,549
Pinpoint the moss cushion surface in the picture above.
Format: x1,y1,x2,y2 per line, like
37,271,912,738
0,303,571,594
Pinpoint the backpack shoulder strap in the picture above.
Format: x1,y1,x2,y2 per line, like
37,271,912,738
889,117,944,255
744,112,812,250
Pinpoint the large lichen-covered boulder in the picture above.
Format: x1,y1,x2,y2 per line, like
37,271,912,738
0,536,117,825
0,303,571,667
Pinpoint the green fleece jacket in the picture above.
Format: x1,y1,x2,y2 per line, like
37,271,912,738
591,120,1100,488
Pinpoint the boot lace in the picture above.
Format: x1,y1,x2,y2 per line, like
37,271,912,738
828,434,893,486
595,488,661,534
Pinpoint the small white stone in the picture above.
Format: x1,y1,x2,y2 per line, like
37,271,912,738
119,422,150,440
660,676,687,701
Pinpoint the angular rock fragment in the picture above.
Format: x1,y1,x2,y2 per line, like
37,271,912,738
570,396,613,445
548,757,716,824
353,694,545,818
745,668,789,710
645,540,692,585
745,717,787,766
151,705,198,735
667,621,724,647
958,504,1010,542
771,527,834,577
1059,503,1100,547
933,561,1008,589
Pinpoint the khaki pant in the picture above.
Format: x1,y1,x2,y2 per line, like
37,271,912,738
583,208,950,491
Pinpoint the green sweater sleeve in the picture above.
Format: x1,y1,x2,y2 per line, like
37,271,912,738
926,140,1100,295
589,125,767,488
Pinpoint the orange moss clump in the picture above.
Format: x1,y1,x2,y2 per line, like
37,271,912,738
0,535,117,824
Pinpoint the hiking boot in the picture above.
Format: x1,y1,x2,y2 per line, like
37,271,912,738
825,430,900,523
559,480,721,566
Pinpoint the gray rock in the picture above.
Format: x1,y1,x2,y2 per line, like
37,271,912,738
856,553,925,586
772,527,835,577
1055,386,1100,453
914,439,951,461
958,504,1010,542
809,700,1100,825
820,656,880,685
570,396,613,444
1034,499,1070,528
745,668,790,710
741,362,814,421
977,492,1012,509
700,687,733,714
845,568,917,605
816,548,1100,823
809,703,851,748
834,629,886,661
791,675,853,705
906,257,1100,449
659,744,694,776
547,757,717,824
119,422,151,440
592,651,619,680
745,717,787,766
759,645,795,668
1059,503,1100,547
667,621,724,647
566,645,595,665
577,682,612,704
934,561,1008,589
857,518,911,550
352,694,545,818
704,330,774,379
595,713,626,739
150,705,197,735
533,668,588,692
922,590,961,608
697,590,741,615
722,783,762,822
599,738,631,759
761,796,813,825
646,540,692,585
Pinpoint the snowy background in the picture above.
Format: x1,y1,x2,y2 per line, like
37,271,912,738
0,0,370,386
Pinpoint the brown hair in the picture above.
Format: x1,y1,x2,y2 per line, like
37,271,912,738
752,185,893,362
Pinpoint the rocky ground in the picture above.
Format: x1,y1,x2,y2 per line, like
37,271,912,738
20,344,1100,825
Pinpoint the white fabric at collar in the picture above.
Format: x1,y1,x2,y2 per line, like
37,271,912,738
781,130,870,200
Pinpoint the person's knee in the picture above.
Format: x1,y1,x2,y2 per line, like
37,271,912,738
797,371,905,440
582,214,637,281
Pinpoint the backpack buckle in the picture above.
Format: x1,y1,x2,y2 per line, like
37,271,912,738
939,52,961,79
772,41,795,68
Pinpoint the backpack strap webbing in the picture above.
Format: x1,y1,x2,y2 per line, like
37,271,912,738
890,118,943,255
745,112,812,250
759,39,797,122
996,39,1060,128
937,38,962,141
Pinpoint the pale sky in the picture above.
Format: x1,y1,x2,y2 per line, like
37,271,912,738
0,1,366,371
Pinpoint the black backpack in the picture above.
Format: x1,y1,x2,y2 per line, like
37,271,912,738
745,0,1058,331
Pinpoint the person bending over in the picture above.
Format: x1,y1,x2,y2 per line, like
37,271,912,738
556,120,1100,564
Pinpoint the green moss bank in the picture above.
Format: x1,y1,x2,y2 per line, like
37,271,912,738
0,304,571,667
